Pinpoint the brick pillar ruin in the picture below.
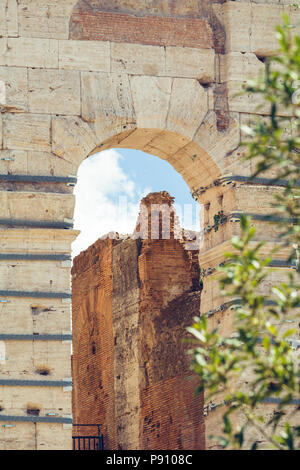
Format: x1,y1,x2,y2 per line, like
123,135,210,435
72,192,205,450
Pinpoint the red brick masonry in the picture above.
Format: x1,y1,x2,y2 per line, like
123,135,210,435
70,10,214,49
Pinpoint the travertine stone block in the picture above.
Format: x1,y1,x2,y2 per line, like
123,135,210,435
0,191,75,222
0,150,28,175
111,42,166,76
224,147,252,178
0,114,2,149
0,0,18,38
0,423,36,451
251,3,285,55
143,130,190,162
0,342,34,377
52,116,97,164
81,72,135,131
0,81,3,104
130,76,172,129
0,149,77,178
227,80,269,114
28,69,81,116
0,260,71,293
172,143,220,190
193,111,240,168
3,114,51,152
224,2,252,52
167,78,208,140
236,184,286,215
36,424,72,450
0,228,78,253
0,387,72,414
115,129,162,151
0,66,28,111
59,40,110,72
225,1,287,55
0,38,58,68
0,340,72,382
220,52,265,83
207,308,235,339
27,151,78,178
18,0,77,40
286,4,300,32
166,47,215,81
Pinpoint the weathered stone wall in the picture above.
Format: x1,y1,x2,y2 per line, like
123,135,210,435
72,193,204,450
0,0,298,449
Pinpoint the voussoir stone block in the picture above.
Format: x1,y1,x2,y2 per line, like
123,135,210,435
0,66,28,112
51,116,98,164
27,151,78,178
0,298,71,336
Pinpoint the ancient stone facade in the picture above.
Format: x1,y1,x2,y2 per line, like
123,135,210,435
0,0,298,450
72,192,203,450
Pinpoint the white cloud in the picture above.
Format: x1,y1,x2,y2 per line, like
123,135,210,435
72,149,151,257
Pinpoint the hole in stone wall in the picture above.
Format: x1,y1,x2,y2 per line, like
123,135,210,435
31,306,54,315
35,365,51,376
26,403,41,416
198,80,212,89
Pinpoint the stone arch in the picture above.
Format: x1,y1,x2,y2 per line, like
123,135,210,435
50,71,240,192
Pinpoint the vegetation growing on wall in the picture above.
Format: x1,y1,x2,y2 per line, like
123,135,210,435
188,16,300,450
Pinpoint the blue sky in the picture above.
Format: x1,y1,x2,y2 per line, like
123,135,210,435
72,148,200,257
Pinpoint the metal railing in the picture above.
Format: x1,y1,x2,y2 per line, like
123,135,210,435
72,424,104,451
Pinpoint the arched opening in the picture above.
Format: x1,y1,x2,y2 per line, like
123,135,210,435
71,145,206,450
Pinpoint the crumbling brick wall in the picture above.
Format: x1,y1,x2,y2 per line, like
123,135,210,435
71,192,204,449
72,238,118,449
